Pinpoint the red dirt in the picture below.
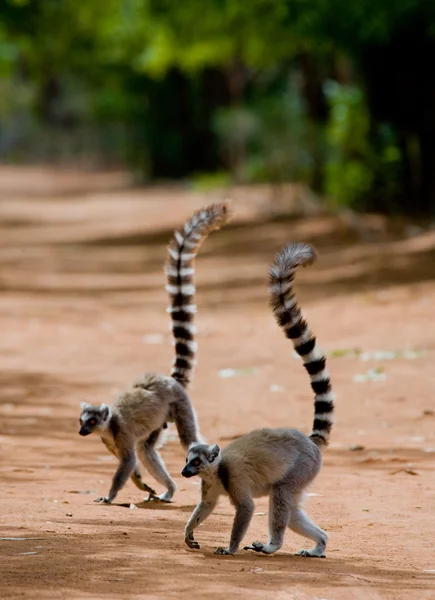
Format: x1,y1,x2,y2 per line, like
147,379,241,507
0,167,434,600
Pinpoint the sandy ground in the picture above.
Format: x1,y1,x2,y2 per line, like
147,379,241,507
0,167,434,600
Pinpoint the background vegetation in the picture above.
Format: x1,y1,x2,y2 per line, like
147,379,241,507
1,0,435,215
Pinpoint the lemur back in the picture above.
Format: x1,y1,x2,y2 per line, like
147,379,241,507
79,203,232,504
182,242,335,557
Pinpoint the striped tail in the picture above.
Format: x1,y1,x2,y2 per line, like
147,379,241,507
165,202,232,387
268,243,335,447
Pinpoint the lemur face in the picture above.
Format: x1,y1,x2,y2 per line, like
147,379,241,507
79,403,110,436
182,444,220,478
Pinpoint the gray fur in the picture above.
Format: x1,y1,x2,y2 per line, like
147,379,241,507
81,374,199,503
78,203,231,504
182,242,333,556
183,430,325,556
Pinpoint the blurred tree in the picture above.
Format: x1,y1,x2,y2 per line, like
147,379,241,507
1,0,435,214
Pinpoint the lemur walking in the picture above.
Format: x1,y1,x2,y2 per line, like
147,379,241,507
182,242,334,556
79,203,231,504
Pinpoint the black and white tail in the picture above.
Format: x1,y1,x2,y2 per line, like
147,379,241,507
165,203,231,388
268,243,334,447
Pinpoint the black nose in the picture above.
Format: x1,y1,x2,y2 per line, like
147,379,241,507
181,466,194,478
79,427,91,436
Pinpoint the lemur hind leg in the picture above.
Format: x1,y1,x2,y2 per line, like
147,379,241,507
103,436,156,500
130,468,157,499
244,484,292,554
289,505,327,558
137,429,176,502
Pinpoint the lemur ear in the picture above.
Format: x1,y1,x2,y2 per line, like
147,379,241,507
80,402,91,410
100,403,110,420
208,444,220,462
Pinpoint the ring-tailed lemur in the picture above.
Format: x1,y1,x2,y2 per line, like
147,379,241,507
79,203,232,504
182,242,335,555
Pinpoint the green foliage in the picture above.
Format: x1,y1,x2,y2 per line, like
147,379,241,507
0,0,435,212
324,81,374,209
188,171,232,192
211,79,321,186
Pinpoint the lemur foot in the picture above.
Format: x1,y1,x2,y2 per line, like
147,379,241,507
185,533,200,550
243,541,265,552
94,496,111,504
296,548,326,558
243,541,278,554
145,491,173,503
214,547,234,555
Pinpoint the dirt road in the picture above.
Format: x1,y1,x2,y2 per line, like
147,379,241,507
0,167,434,599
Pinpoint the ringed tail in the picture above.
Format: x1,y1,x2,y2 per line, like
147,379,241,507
268,242,335,447
165,202,232,387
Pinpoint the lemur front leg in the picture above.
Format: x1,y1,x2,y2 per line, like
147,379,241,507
185,481,218,549
95,448,136,504
215,496,255,555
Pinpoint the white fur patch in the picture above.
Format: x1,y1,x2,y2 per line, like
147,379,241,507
310,429,329,438
165,265,194,278
301,347,323,363
167,304,197,314
168,247,180,260
165,265,178,277
180,283,196,295
181,340,198,353
292,328,312,347
313,412,334,423
309,369,329,383
178,252,196,261
174,230,184,245
165,283,196,296
171,321,197,334
314,391,335,403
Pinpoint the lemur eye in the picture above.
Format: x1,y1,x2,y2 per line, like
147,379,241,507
88,419,96,426
192,458,200,467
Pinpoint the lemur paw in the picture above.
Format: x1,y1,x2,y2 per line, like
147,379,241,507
141,483,157,497
145,492,173,503
157,491,174,503
185,538,200,550
94,496,111,504
214,547,234,555
144,490,158,502
243,541,264,553
296,549,326,558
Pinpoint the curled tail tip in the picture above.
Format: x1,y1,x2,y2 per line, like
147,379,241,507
206,200,234,227
269,242,317,278
170,202,232,250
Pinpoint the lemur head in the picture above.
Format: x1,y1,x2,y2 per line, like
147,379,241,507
182,443,221,478
79,402,111,436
